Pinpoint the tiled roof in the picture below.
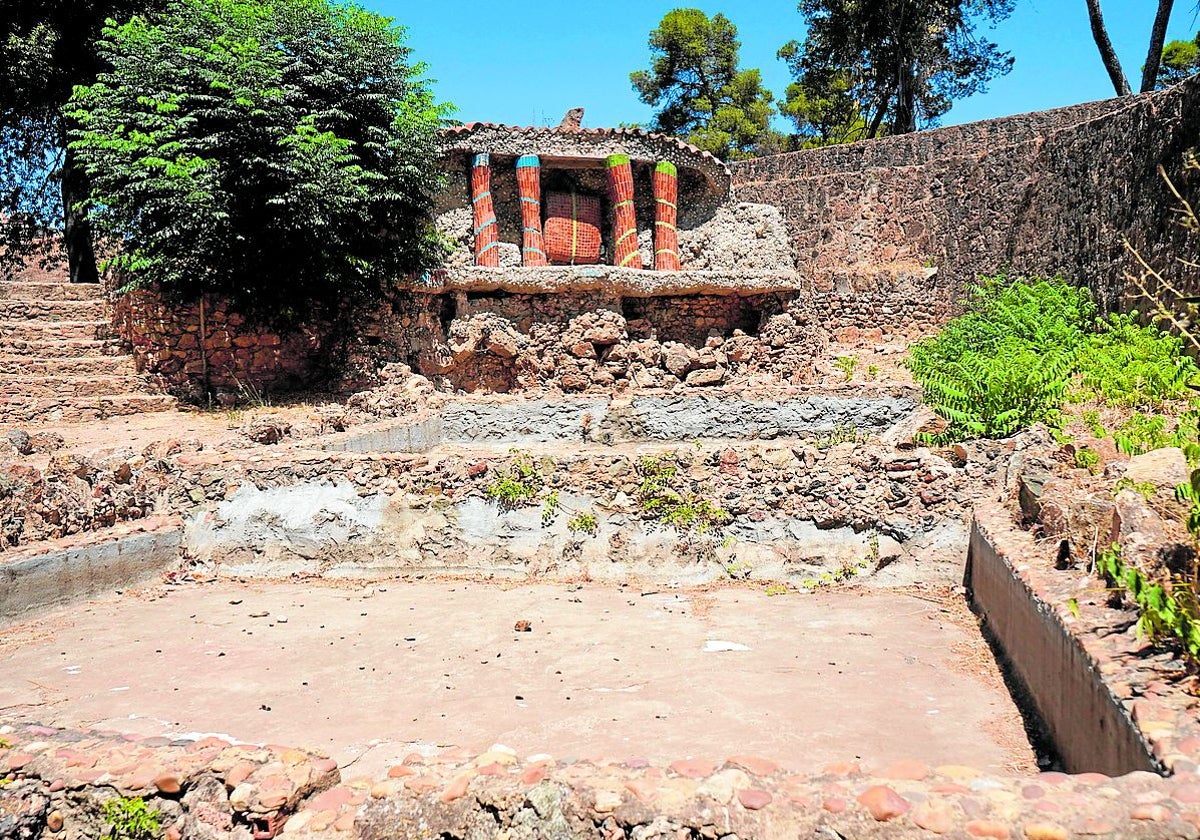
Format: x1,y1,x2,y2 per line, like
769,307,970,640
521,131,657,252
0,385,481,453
441,122,731,173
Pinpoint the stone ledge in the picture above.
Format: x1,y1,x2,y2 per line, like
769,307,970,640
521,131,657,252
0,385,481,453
4,720,1200,840
0,516,182,621
970,505,1200,777
414,266,803,298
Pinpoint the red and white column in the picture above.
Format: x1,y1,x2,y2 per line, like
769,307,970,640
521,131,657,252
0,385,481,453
653,161,681,271
516,155,548,267
606,154,642,270
471,153,500,267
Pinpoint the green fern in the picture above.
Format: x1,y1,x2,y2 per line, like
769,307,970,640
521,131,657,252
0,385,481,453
909,275,1199,442
1075,313,1199,406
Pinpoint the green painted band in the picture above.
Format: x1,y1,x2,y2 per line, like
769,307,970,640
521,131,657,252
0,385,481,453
655,161,677,176
606,154,631,167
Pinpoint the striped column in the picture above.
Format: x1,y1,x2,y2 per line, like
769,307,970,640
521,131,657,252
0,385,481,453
516,155,548,267
653,161,681,271
471,153,500,267
606,154,643,270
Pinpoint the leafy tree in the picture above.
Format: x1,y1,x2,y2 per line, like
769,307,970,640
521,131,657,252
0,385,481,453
1157,32,1200,88
780,0,1015,139
630,9,777,160
68,0,449,323
0,0,167,282
777,62,875,148
1086,0,1176,96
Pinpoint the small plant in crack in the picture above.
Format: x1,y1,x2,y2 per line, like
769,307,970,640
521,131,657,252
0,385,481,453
485,450,545,511
1073,446,1101,474
636,454,730,535
834,355,858,381
567,511,599,536
102,797,161,840
540,491,561,527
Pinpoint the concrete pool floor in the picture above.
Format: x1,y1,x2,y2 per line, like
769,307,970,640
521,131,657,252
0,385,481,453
0,580,1035,780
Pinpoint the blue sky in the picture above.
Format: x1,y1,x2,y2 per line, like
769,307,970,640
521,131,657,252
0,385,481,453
369,0,1200,131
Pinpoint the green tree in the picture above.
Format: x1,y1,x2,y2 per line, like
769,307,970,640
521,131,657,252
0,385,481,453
777,64,875,148
1157,32,1200,88
68,0,449,323
0,0,166,283
630,9,777,160
780,0,1015,139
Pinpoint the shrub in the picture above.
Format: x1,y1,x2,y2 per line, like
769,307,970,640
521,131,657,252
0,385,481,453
1076,313,1200,406
909,274,1199,442
1096,544,1200,663
907,275,1091,441
68,0,449,323
1113,411,1200,462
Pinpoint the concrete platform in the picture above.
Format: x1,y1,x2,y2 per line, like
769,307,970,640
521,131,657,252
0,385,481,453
0,580,1034,779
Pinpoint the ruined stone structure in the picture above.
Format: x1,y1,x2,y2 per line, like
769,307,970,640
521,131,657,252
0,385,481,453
44,78,1200,403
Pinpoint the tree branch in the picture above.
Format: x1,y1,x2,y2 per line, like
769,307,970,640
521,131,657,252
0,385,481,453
1085,0,1133,96
1140,0,1176,93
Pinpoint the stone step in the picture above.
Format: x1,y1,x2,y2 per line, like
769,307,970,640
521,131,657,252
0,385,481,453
0,297,107,320
0,373,150,398
0,281,106,302
0,355,139,376
0,393,177,424
0,320,116,343
0,338,125,359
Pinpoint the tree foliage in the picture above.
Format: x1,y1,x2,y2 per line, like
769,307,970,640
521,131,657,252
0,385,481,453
776,62,875,148
0,0,166,281
780,0,1014,141
1158,32,1200,89
630,9,777,160
68,0,449,322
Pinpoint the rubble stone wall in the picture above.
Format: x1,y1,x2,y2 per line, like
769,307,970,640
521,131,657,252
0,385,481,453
112,288,329,400
732,78,1200,315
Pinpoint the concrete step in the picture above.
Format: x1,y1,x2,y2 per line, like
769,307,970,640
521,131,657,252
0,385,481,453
0,281,106,302
0,393,178,424
0,298,107,320
1,320,116,343
0,338,125,358
0,355,139,376
0,373,149,398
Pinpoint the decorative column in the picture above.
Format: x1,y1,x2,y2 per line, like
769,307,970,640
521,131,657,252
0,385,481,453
606,154,643,270
515,155,548,267
471,153,500,267
653,161,681,271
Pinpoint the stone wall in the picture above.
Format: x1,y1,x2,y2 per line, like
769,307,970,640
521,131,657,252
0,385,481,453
731,77,1200,318
414,292,828,393
112,288,333,400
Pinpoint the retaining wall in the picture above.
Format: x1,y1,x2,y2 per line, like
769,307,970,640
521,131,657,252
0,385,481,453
0,517,182,622
966,508,1157,775
732,77,1200,323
